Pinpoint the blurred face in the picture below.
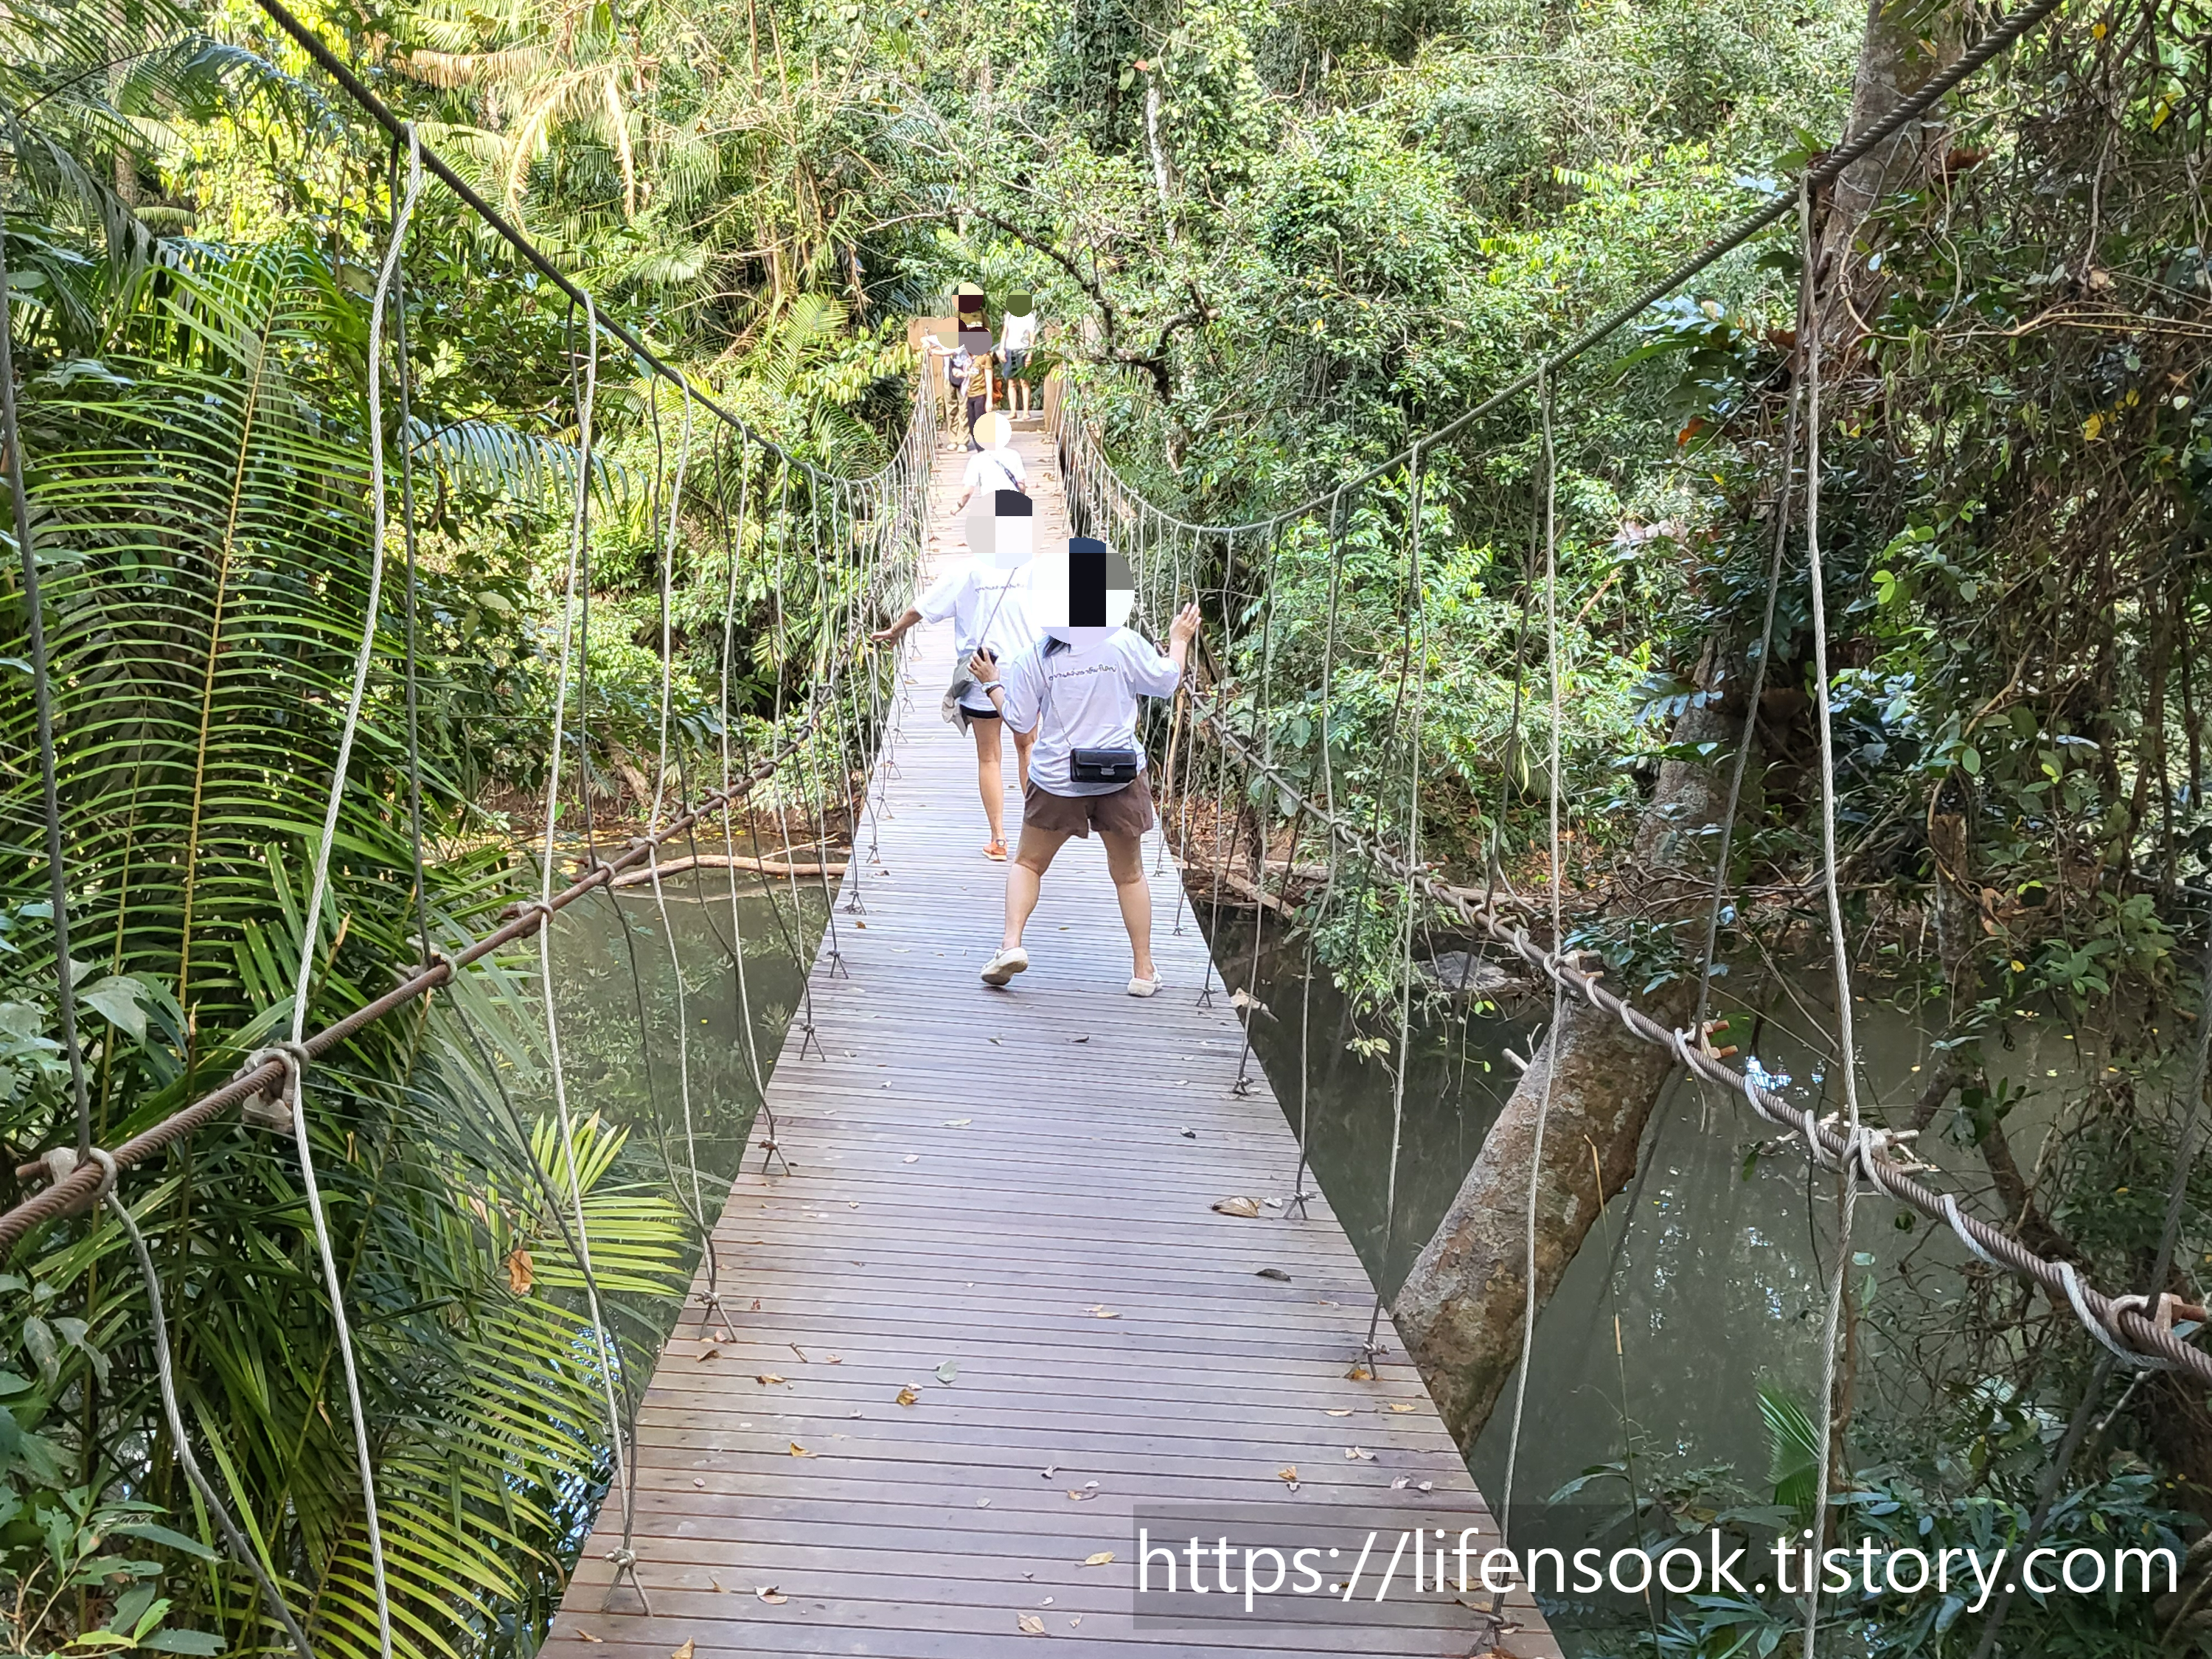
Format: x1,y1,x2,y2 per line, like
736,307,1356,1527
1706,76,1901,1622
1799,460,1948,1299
990,491,1034,571
1033,538,1134,644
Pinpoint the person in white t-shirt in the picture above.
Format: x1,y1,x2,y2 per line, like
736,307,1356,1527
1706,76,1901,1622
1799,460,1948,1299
870,473,1040,858
999,293,1038,414
956,411,1026,510
967,536,1200,995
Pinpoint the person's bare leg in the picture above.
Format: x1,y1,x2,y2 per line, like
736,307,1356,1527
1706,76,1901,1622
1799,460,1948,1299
1102,830,1155,981
972,717,1006,847
1004,825,1071,950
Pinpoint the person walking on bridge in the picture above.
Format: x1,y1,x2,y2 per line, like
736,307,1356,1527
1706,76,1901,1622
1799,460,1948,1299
967,537,1200,996
872,414,1039,858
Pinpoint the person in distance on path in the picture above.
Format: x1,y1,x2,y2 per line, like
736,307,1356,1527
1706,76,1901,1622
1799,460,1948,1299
952,408,1026,510
968,537,1199,996
999,292,1038,416
872,426,1039,858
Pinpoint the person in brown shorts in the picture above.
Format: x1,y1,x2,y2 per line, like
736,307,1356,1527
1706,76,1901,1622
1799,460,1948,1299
965,563,1198,996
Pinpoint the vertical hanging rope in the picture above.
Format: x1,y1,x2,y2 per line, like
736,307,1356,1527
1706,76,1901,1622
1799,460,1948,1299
800,476,850,975
0,204,91,1158
1502,366,1563,1548
1687,272,1808,1129
532,297,647,1616
272,126,426,1659
1799,173,1864,1659
641,386,737,1338
713,433,782,1173
1197,529,1247,1006
1289,489,1349,1216
1365,449,1427,1360
759,460,825,1058
386,136,435,974
1152,509,1187,880
1168,525,1202,928
1231,521,1286,1097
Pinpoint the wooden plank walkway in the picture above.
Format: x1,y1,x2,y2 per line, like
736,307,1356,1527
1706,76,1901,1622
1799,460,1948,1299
540,419,1561,1658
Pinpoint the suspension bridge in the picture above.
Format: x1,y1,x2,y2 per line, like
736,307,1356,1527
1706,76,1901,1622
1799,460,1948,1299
537,419,1558,1656
4,1,2204,1656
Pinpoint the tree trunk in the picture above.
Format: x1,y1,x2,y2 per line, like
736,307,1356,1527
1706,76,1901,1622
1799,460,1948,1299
1818,0,1964,321
1143,76,1175,246
1395,969,1698,1447
1394,690,1736,1447
1397,0,1971,1453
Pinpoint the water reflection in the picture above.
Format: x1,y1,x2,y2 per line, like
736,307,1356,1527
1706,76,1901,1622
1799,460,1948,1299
546,874,828,1269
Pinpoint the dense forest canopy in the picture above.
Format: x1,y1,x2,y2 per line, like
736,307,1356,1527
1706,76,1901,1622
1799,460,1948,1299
3,0,2212,1652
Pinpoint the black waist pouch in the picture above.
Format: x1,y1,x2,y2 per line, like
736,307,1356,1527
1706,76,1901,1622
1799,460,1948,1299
1070,748,1141,785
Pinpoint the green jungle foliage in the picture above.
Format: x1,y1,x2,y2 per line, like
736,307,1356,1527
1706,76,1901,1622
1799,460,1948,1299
2,0,2210,1652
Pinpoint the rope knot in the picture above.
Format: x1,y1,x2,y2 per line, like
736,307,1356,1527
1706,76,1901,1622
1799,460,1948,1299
2058,1262,2179,1373
84,1146,117,1206
15,1144,120,1209
234,1042,310,1131
402,942,457,984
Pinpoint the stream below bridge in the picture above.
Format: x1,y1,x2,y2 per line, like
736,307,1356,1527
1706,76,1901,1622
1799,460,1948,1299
548,873,2090,1646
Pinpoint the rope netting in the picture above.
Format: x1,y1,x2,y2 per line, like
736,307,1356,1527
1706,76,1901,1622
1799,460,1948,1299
1043,5,2207,1641
1056,353,2212,1388
0,18,935,1641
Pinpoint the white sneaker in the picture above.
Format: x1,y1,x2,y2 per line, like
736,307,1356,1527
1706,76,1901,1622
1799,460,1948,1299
981,947,1029,987
1127,975,1161,998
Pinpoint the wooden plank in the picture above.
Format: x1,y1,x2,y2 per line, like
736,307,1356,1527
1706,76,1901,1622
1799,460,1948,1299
538,425,1562,1659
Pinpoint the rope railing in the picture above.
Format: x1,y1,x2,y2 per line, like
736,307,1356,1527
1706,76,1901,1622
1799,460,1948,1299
1041,0,2211,1397
4,0,940,1251
0,670,859,1251
1189,700,2212,1384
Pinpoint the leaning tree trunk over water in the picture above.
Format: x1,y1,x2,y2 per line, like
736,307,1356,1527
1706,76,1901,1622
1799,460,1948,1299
1394,689,1739,1447
1393,0,1971,1461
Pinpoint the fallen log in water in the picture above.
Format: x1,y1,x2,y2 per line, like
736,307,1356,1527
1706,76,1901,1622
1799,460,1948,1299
604,852,849,888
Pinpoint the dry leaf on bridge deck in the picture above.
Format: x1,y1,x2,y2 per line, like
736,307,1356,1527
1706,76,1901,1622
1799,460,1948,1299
1211,1196,1261,1218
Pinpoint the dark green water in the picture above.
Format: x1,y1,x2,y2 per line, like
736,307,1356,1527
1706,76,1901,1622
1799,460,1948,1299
1197,914,2090,1520
549,870,2094,1652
